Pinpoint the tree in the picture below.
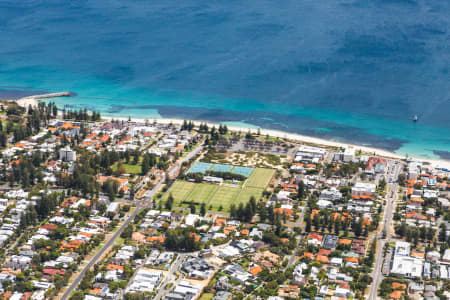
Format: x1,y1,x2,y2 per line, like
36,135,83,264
258,202,268,222
230,204,236,219
141,155,150,175
0,132,7,148
189,202,196,214
398,173,406,186
69,291,84,300
165,194,174,211
439,224,447,242
364,238,376,267
117,164,126,175
305,215,312,232
121,224,133,239
200,203,206,216
352,217,363,237
313,213,320,230
298,180,305,199
124,264,133,279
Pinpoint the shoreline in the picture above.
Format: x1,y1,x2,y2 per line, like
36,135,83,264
104,115,450,169
12,92,70,108
13,97,38,108
10,97,450,168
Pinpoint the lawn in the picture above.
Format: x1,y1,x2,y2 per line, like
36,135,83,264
163,167,273,212
112,162,142,174
208,186,240,210
245,168,275,188
199,293,214,300
162,181,196,203
185,183,218,205
236,187,264,203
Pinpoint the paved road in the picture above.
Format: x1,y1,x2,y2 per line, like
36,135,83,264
168,144,203,179
59,145,203,300
367,161,401,300
153,253,187,300
60,177,166,300
287,207,306,268
286,152,333,269
60,206,142,300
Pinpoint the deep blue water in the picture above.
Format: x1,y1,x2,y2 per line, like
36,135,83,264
0,0,449,159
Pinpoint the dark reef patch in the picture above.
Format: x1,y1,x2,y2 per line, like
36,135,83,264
0,88,48,99
433,150,450,160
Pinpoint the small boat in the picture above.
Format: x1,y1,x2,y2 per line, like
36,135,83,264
412,115,418,122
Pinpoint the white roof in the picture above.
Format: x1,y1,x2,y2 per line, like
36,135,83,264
84,295,103,300
10,293,23,300
317,199,332,208
352,182,376,193
443,249,450,261
395,241,411,256
391,255,423,278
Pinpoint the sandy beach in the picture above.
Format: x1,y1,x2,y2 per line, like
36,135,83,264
12,92,70,108
15,97,38,108
105,116,450,169
9,96,450,169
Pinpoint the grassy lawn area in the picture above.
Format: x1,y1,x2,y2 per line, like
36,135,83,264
208,186,240,210
112,162,142,174
262,136,282,142
185,183,218,204
163,167,273,212
246,168,275,188
199,293,214,300
162,181,196,203
163,183,265,212
236,186,264,203
115,236,125,246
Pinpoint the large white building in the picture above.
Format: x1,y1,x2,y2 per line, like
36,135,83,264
351,182,376,197
165,280,202,300
295,145,327,163
59,146,76,162
126,268,163,293
407,161,421,180
390,242,423,278
319,188,342,202
334,147,355,163
394,241,411,256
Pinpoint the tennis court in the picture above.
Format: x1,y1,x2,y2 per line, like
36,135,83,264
186,162,213,174
231,166,254,177
212,164,233,172
186,162,254,178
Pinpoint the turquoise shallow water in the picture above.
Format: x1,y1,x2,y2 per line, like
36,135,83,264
0,0,449,159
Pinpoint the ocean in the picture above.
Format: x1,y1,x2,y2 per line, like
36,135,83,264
0,0,449,159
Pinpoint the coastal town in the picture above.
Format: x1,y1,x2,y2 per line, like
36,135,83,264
0,99,448,300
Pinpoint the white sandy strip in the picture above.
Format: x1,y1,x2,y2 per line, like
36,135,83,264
15,97,38,107
105,116,450,169
11,97,450,167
